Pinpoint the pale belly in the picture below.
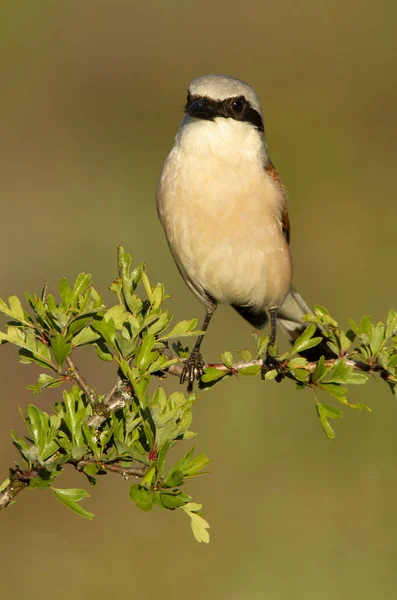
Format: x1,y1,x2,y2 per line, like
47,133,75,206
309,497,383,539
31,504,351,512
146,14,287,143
157,154,293,312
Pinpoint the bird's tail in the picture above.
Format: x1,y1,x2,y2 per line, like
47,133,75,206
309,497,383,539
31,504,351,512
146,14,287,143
233,288,334,360
277,287,334,360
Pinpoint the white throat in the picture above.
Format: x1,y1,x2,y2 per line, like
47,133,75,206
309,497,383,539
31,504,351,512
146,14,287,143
176,116,268,165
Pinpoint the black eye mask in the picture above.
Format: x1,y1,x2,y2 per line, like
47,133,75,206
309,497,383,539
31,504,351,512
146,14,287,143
185,93,264,133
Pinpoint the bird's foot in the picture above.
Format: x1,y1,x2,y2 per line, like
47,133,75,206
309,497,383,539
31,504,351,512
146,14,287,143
180,347,205,392
261,345,285,383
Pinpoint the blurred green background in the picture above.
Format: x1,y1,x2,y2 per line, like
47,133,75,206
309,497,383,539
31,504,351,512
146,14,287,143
1,1,396,598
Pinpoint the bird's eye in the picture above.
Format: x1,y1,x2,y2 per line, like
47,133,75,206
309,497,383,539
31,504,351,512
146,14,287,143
231,96,245,114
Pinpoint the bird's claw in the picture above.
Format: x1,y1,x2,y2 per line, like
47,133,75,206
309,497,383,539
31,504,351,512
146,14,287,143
180,348,205,392
261,348,285,382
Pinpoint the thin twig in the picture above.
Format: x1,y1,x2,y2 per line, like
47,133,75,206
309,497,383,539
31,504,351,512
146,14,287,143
66,356,97,407
103,377,122,405
164,356,372,379
0,456,147,512
76,459,146,478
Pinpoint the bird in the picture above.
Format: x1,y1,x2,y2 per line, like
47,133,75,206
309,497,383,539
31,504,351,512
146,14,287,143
156,74,329,391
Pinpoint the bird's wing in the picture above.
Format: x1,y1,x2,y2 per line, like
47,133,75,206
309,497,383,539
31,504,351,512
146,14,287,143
265,161,290,244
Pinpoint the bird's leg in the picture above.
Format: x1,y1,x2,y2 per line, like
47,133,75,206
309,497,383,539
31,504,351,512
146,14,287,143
181,309,213,392
262,308,284,382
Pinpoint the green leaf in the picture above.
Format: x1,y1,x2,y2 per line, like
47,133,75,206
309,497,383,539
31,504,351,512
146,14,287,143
159,319,201,341
388,354,397,368
155,440,170,477
358,315,372,342
319,383,348,404
105,305,128,329
148,356,180,374
343,371,368,385
72,274,92,306
49,306,69,330
68,312,101,337
312,355,327,381
27,373,64,395
255,334,269,358
71,446,89,460
348,318,359,335
385,378,397,397
239,365,261,376
317,402,343,419
327,359,351,383
316,402,337,440
386,309,397,339
288,357,308,368
184,452,210,477
8,295,26,321
52,487,94,520
30,474,56,489
71,327,100,348
27,404,43,446
95,341,113,361
50,334,71,368
370,322,385,355
340,329,355,353
150,284,163,309
129,484,155,511
135,335,157,370
117,248,143,313
260,368,276,380
92,316,116,346
0,297,14,318
326,360,368,385
141,465,156,487
141,268,153,303
0,478,10,493
182,503,210,543
83,463,100,477
63,389,88,447
59,278,73,309
157,490,191,509
290,324,321,355
237,349,253,361
314,305,338,327
164,469,184,487
146,311,171,336
292,368,310,382
18,348,55,370
221,351,233,368
201,367,226,383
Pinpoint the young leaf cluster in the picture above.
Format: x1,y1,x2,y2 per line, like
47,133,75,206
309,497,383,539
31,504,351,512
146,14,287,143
200,306,397,440
0,248,209,542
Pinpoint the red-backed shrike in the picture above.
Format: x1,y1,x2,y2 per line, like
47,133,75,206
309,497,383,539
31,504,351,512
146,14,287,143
157,74,328,390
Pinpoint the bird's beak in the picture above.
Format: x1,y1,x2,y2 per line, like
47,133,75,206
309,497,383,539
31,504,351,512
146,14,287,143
186,98,217,121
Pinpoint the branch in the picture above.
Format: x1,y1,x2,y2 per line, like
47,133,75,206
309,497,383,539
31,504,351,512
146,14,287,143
0,470,29,510
75,459,147,478
86,378,127,428
103,378,123,405
0,458,148,512
64,358,128,428
66,356,97,407
165,356,369,378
